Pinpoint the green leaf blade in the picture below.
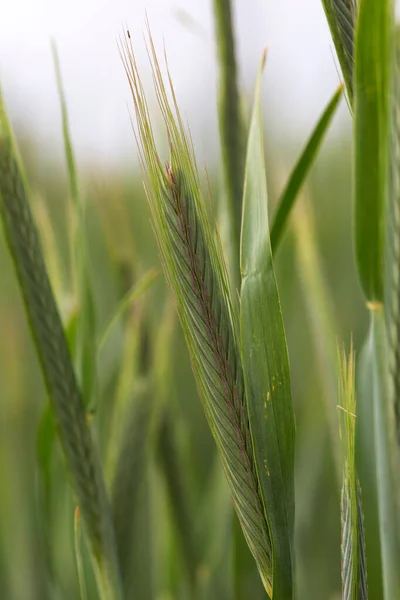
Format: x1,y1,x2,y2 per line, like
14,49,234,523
52,41,98,408
240,53,296,600
270,84,343,253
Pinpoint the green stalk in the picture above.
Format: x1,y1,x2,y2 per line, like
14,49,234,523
213,0,244,287
0,94,122,600
369,309,400,599
356,340,383,598
385,25,400,522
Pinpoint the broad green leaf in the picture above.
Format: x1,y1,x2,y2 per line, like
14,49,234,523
354,0,393,302
270,84,343,253
240,52,295,599
321,0,357,104
338,345,368,599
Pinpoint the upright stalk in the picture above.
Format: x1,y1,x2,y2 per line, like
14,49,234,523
213,0,244,288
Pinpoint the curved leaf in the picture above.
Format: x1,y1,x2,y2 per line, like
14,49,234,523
240,52,295,600
270,84,344,253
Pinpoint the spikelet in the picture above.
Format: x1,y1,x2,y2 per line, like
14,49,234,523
120,28,273,593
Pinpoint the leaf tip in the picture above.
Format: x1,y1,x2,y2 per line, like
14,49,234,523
261,46,268,70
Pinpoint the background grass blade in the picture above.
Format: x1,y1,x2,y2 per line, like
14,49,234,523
213,0,245,286
74,507,89,600
320,0,357,104
157,413,200,592
354,0,392,302
338,345,368,600
52,41,97,407
110,379,154,587
123,30,274,595
0,94,122,600
240,52,295,599
98,267,159,351
292,194,341,483
270,85,343,254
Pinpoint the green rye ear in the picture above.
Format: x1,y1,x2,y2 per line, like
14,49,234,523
121,28,274,594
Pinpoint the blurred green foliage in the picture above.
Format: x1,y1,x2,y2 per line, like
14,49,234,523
0,101,366,598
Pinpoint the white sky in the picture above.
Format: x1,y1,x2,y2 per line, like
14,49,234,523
0,0,349,171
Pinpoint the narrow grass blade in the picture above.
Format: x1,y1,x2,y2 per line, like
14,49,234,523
213,0,245,286
122,30,273,595
98,267,159,352
157,413,200,591
353,0,393,302
0,94,122,600
52,41,97,407
338,345,368,599
110,379,154,586
292,195,341,483
52,41,79,206
110,300,174,592
240,52,295,599
270,85,344,254
197,455,234,600
74,507,89,600
321,0,357,104
369,309,400,599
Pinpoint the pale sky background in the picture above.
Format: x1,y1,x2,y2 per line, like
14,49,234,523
0,0,350,172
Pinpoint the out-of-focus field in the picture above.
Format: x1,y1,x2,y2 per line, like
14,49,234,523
0,55,366,600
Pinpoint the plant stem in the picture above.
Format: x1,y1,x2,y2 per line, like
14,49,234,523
370,308,400,599
213,0,244,288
